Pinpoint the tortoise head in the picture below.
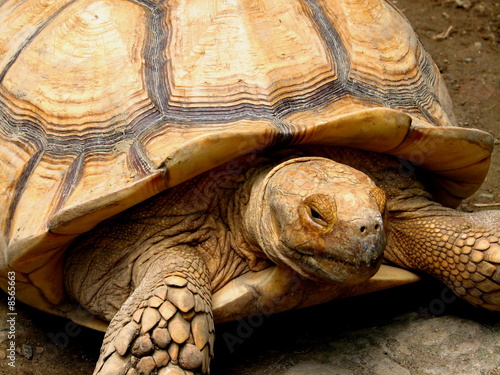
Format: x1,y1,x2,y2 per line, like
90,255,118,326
246,157,386,284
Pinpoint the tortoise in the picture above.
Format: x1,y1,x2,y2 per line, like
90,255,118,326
0,0,499,374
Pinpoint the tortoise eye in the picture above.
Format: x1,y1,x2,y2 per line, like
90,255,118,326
309,207,327,225
303,194,337,228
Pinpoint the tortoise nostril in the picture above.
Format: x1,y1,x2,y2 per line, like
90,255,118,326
360,223,381,234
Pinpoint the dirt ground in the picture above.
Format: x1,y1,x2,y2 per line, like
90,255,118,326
1,0,499,374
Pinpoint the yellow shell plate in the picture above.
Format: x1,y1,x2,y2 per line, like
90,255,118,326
0,0,494,313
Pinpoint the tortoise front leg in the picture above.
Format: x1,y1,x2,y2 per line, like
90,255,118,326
386,207,500,311
94,247,214,375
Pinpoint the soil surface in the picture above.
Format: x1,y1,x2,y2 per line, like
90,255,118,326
1,0,499,374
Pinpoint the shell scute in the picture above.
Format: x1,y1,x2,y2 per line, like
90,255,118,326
0,0,494,314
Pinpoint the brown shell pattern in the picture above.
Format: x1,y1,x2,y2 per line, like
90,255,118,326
0,0,493,308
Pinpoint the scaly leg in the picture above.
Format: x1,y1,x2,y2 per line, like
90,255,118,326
386,206,500,311
94,247,214,375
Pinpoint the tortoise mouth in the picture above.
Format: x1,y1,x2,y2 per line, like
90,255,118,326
282,253,382,284
297,248,355,267
289,240,385,284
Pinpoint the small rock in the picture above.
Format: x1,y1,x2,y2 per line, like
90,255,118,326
372,357,410,375
0,349,6,360
35,346,44,354
463,57,473,63
478,194,495,202
460,203,474,213
285,363,350,375
22,344,33,360
473,3,487,15
455,0,472,9
0,329,8,344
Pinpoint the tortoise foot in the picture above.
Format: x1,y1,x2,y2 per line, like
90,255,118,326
387,209,500,311
94,267,214,374
448,211,500,311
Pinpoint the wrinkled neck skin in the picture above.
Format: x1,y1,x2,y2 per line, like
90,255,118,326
65,147,418,320
64,152,287,319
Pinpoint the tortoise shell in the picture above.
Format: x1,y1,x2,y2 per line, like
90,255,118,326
0,0,493,315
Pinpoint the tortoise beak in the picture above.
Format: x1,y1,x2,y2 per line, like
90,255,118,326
294,213,386,284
